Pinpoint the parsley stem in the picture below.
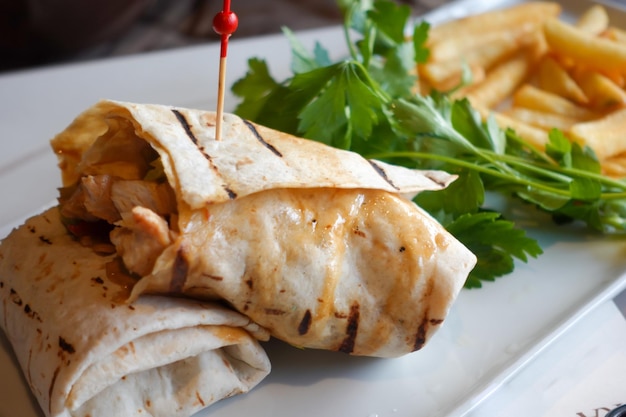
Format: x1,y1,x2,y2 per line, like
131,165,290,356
369,150,570,196
343,4,359,60
479,149,626,192
369,151,626,199
504,130,554,165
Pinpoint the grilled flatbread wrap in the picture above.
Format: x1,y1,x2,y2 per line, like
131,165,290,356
51,99,477,358
0,207,271,417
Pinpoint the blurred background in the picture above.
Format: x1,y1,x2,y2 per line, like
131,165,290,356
0,0,448,73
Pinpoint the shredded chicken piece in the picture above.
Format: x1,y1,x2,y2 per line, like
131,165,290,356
111,180,176,219
59,185,100,222
82,175,119,223
61,175,176,224
58,127,178,275
110,206,174,276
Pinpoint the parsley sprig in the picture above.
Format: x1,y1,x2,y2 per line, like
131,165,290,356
231,0,626,288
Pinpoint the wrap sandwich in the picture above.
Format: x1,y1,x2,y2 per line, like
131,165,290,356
51,99,477,358
0,206,271,417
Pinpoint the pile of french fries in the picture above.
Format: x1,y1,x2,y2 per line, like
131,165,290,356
418,2,626,177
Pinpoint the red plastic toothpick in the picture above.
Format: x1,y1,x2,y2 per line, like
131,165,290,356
213,0,238,140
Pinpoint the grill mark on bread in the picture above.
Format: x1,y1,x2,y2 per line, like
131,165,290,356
172,109,199,145
58,337,75,354
223,187,237,199
414,276,436,351
414,317,444,351
242,119,283,157
298,310,312,335
172,109,238,200
38,235,52,245
367,160,399,190
196,391,206,407
264,308,286,315
24,304,42,322
9,288,22,306
26,348,33,388
414,318,428,351
201,273,224,281
424,171,452,188
172,109,212,163
2,290,6,334
49,366,60,414
170,247,189,293
338,302,360,353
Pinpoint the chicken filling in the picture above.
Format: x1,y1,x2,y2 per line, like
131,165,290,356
59,127,178,277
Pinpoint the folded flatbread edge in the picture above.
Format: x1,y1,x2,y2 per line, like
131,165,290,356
0,206,271,417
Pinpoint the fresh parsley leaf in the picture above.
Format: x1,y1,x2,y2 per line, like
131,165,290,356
366,0,411,44
296,67,351,146
547,128,601,174
290,61,388,147
369,43,416,98
446,212,543,288
282,27,332,73
231,58,281,120
338,0,373,34
545,128,573,167
451,99,505,154
415,169,484,221
412,21,430,64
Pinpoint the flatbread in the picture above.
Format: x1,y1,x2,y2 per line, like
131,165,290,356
0,207,271,417
51,100,477,358
51,100,458,207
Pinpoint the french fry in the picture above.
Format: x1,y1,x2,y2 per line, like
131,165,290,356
573,70,626,110
427,3,559,62
512,84,598,120
504,107,580,131
543,17,626,73
414,77,432,96
601,153,626,178
602,26,626,44
421,35,520,90
569,108,626,160
428,2,561,46
430,65,486,91
537,56,588,104
463,45,542,109
599,27,626,83
428,27,529,63
599,69,625,87
576,4,609,35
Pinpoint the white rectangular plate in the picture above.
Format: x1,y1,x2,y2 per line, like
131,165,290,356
1,1,626,416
